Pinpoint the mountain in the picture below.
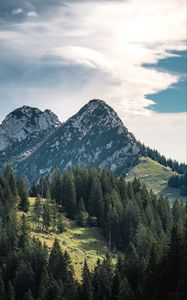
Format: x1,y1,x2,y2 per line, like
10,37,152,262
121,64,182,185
0,105,60,150
15,99,140,181
0,106,61,170
0,100,185,202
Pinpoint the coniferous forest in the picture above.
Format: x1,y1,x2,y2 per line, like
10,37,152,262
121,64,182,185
0,165,187,300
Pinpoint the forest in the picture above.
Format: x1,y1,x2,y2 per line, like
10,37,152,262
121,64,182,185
168,174,187,196
0,165,187,300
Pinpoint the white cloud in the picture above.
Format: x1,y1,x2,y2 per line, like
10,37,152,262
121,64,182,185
1,0,185,114
27,11,38,18
0,0,186,161
12,8,23,15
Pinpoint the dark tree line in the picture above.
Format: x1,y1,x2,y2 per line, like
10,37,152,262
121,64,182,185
1,165,187,299
168,174,187,196
140,144,187,174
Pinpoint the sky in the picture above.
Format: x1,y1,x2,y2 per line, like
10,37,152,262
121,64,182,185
0,0,186,162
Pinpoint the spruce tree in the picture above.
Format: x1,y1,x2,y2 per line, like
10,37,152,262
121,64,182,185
18,214,30,250
6,281,15,300
57,213,64,233
42,199,52,232
76,198,88,226
118,278,134,300
48,238,66,280
23,289,34,300
81,260,93,300
63,172,77,219
4,165,17,197
14,262,35,300
17,176,30,212
33,194,42,228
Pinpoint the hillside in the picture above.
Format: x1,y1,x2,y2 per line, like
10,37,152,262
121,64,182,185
2,165,186,300
25,198,110,281
127,156,187,201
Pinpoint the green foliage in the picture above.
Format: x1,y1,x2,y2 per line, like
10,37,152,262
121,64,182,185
0,166,187,300
127,156,186,201
17,176,30,212
81,260,94,300
33,194,42,226
76,198,88,226
63,171,77,219
57,213,64,233
168,174,187,196
42,199,52,232
18,214,30,250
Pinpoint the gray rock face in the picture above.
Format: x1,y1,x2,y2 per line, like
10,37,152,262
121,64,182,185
15,100,141,181
0,106,60,151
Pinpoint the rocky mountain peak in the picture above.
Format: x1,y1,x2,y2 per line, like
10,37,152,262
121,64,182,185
0,106,60,151
13,99,140,181
70,99,125,135
0,99,141,181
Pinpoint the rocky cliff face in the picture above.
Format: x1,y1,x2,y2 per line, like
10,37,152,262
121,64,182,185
0,106,60,151
14,100,140,181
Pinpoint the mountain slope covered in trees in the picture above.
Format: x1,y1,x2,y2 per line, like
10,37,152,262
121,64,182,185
0,166,187,300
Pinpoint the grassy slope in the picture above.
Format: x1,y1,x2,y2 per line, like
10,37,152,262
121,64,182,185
26,198,109,281
127,157,187,202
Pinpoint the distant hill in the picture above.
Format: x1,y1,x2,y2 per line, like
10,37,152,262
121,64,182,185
127,156,186,201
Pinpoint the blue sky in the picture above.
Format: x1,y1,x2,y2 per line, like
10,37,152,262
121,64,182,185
0,0,186,162
146,50,186,113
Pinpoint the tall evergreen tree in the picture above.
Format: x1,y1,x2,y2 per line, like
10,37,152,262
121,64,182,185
63,172,77,219
33,194,42,228
17,176,29,212
81,260,93,300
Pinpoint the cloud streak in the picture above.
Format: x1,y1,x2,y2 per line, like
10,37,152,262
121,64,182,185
0,0,186,161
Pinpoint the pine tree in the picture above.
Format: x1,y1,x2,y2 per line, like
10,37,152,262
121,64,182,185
48,238,66,280
51,200,58,231
6,281,15,300
57,213,64,233
23,289,34,300
94,255,113,300
18,214,30,250
0,280,6,300
33,194,42,228
76,198,88,226
30,181,37,197
14,262,35,300
63,172,77,219
118,277,134,300
81,260,93,300
51,167,62,204
42,199,52,232
17,176,30,212
176,217,187,299
88,176,104,226
4,165,17,197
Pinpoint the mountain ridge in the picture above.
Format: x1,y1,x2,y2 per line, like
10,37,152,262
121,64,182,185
0,99,186,197
0,105,60,152
0,99,141,181
15,99,140,181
